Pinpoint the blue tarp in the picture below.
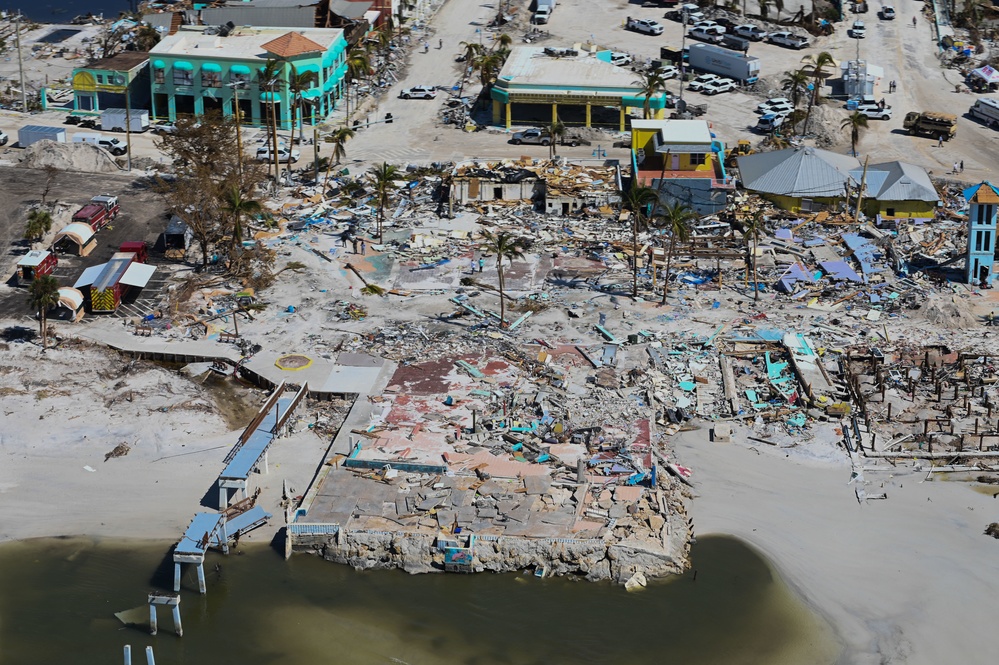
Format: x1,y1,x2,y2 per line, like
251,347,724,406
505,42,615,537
820,260,863,283
776,263,817,293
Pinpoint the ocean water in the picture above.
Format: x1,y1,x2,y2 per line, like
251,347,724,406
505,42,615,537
0,535,840,665
0,0,133,23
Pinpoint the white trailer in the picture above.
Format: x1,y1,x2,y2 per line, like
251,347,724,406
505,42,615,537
18,125,67,148
969,98,999,128
101,108,150,133
687,43,760,84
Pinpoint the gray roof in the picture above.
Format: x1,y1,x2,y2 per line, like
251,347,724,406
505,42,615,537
737,147,860,198
199,6,318,28
142,13,175,31
328,0,373,19
851,161,939,202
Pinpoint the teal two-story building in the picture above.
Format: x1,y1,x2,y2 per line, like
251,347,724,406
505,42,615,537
148,25,348,130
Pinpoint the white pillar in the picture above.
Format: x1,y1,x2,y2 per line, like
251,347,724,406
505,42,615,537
124,645,132,665
173,563,181,592
149,604,158,635
196,563,206,595
172,604,183,637
145,646,155,665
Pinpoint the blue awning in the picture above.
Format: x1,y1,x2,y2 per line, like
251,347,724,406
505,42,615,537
201,63,222,73
230,64,251,75
295,63,320,74
259,92,282,102
301,89,321,99
173,61,193,71
152,60,165,69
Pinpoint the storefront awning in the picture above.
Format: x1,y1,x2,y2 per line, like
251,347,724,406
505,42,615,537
230,64,251,75
295,63,320,75
173,61,193,71
152,60,165,69
259,92,282,102
201,63,222,73
120,263,156,288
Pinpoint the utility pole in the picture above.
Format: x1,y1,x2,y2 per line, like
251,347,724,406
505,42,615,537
313,126,319,184
678,10,687,111
15,12,27,112
229,81,245,179
125,85,132,171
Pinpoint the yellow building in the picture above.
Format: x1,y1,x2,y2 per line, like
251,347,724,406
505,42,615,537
853,161,940,222
737,147,860,213
631,119,734,214
490,47,668,131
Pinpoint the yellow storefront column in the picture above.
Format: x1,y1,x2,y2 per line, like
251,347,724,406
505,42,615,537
585,103,591,127
619,106,626,132
505,102,512,129
493,99,501,125
655,106,666,119
552,103,558,124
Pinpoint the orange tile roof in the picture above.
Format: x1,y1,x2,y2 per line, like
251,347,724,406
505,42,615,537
260,32,325,58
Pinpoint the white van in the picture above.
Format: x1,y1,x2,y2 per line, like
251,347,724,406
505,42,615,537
969,98,999,128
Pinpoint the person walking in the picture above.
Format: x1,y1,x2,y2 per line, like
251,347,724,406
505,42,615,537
961,160,965,173
988,311,994,327
913,16,917,27
954,161,960,174
438,39,443,49
360,239,366,255
478,257,485,273
937,135,944,148
352,238,358,254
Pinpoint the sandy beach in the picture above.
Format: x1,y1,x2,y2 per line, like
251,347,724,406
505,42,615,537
676,425,999,665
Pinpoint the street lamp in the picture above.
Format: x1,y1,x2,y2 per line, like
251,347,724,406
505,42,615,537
678,10,688,110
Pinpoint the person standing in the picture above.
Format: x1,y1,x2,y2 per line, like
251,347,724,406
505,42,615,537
360,239,366,255
988,311,994,326
938,135,944,148
954,161,960,174
478,257,485,273
961,160,965,173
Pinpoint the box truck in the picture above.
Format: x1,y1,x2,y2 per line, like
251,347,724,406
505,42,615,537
969,97,999,128
687,43,760,84
101,108,149,133
18,125,67,148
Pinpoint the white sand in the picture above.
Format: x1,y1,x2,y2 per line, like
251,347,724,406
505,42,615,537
676,426,999,664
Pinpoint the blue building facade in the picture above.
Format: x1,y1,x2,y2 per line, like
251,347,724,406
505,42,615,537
965,182,999,287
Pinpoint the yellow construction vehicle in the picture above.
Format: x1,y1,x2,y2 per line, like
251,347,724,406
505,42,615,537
725,140,754,169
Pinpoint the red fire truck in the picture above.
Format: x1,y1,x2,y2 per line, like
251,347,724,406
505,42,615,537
74,241,154,313
15,250,58,283
71,195,120,232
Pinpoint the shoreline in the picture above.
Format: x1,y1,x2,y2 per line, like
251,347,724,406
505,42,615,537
676,426,999,665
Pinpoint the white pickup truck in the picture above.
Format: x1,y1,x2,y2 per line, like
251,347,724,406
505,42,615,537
767,31,810,49
626,17,665,35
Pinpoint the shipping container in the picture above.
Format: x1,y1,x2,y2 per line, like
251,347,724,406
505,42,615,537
687,43,760,84
18,125,67,148
100,108,150,133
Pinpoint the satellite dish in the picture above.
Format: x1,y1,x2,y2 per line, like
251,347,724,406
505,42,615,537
113,74,126,86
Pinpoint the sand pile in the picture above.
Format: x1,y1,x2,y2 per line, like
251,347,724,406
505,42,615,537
20,140,121,173
916,294,981,329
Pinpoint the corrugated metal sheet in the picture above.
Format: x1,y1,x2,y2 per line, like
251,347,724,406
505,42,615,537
737,147,860,198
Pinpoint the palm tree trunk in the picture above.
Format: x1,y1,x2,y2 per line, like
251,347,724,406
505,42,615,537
40,310,48,349
497,260,506,327
752,232,760,301
378,202,384,244
662,234,679,304
271,101,281,183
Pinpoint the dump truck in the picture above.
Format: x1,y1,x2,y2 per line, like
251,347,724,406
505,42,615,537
903,111,957,141
72,195,120,232
687,43,760,84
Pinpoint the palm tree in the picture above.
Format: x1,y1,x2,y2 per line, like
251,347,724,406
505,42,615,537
221,185,262,255
324,125,356,189
773,0,785,21
23,209,53,243
473,50,506,90
801,51,835,136
546,118,565,160
635,69,667,120
621,184,659,299
456,41,484,100
742,212,765,301
480,230,527,327
288,65,318,151
259,59,286,182
345,48,371,121
841,111,869,157
29,275,60,349
134,24,161,52
656,201,696,303
369,162,400,244
783,109,807,136
781,69,810,109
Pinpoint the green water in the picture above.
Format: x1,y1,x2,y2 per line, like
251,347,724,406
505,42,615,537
0,536,839,664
